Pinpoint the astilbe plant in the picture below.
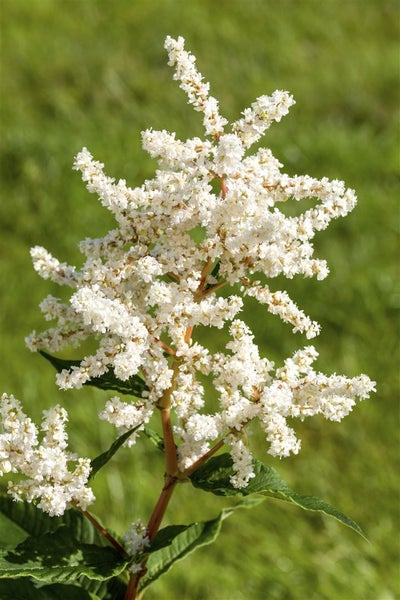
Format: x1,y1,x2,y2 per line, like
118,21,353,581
0,36,375,599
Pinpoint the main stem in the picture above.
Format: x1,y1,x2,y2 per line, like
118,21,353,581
125,476,177,600
126,248,223,599
125,364,180,600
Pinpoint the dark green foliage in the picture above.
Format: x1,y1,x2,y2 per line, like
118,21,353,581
190,454,365,538
0,497,128,595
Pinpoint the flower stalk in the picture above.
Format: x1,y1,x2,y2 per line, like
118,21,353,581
82,509,130,558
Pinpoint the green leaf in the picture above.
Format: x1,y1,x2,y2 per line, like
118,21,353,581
142,427,164,452
189,453,367,539
0,525,128,583
0,496,98,544
39,351,148,398
78,575,127,600
140,497,261,591
0,504,28,551
0,497,128,584
0,579,94,600
89,424,143,480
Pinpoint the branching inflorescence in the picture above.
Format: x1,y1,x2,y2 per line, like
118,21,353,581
1,36,374,532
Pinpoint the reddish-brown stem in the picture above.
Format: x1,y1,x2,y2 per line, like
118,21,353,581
126,372,180,599
221,176,228,198
124,575,138,600
125,243,229,598
199,257,212,289
125,477,178,600
125,432,232,598
151,335,176,355
81,509,129,558
198,279,227,298
160,407,178,476
184,325,193,344
147,476,178,540
183,438,225,478
166,271,180,282
182,420,254,479
125,432,234,598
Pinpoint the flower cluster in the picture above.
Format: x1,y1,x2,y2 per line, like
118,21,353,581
123,519,150,574
3,35,374,498
0,394,94,516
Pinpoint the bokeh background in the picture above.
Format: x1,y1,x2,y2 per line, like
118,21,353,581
0,1,399,598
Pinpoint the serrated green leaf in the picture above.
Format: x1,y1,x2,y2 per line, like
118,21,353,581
140,497,260,591
78,575,127,600
189,453,366,539
140,520,220,590
0,496,103,546
89,424,143,480
0,579,94,600
40,583,95,600
0,497,128,585
0,525,128,583
142,427,164,452
0,507,27,551
39,351,148,398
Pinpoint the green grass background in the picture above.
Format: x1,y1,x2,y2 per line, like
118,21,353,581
0,1,399,598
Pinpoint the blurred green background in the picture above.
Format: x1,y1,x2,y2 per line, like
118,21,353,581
0,1,399,598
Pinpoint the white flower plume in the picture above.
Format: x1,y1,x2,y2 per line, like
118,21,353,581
0,394,95,516
20,35,375,490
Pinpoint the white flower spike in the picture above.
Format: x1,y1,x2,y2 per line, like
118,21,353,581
1,35,374,502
